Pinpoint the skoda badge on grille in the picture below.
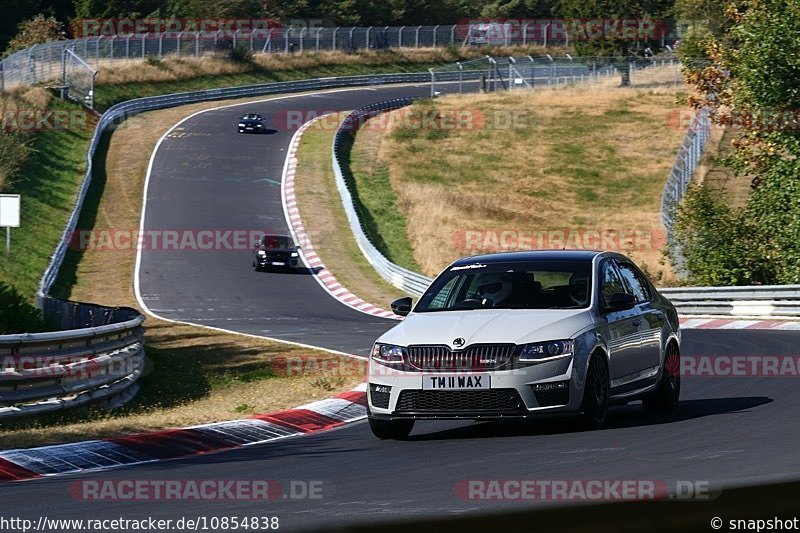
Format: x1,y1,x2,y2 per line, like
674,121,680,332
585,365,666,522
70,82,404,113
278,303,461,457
453,338,466,348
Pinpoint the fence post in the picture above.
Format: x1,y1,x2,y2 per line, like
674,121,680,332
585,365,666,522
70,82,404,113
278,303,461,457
142,34,147,59
523,23,529,45
457,61,463,94
366,26,372,49
158,32,163,58
333,27,338,51
399,26,405,48
432,25,439,47
415,26,421,48
110,35,116,59
451,25,456,45
349,27,356,51
565,53,574,81
316,27,322,51
299,27,306,52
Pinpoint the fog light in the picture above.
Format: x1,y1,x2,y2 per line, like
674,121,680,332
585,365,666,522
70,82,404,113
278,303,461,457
532,381,569,392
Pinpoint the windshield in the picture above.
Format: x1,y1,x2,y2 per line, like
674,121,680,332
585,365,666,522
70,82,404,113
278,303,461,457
261,235,293,249
415,260,592,312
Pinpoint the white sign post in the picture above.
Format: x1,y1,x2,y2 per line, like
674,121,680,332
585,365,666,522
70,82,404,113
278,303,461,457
0,195,21,256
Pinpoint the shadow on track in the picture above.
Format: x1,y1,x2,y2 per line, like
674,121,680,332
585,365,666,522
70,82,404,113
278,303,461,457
406,396,773,441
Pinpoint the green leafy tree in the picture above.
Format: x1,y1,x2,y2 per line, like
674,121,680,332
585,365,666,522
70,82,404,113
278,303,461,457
673,0,800,284
3,14,66,57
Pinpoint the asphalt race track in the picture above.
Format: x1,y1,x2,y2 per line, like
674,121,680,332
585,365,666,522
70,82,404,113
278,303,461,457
3,83,799,531
135,84,475,354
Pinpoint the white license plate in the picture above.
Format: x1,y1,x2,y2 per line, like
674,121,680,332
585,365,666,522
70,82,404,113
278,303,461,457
271,261,285,266
422,374,491,390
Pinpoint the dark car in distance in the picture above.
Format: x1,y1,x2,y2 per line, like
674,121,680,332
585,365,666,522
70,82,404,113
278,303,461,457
238,113,266,133
253,234,301,271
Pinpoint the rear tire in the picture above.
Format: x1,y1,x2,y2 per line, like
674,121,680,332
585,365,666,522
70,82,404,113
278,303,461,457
643,343,680,412
579,354,609,429
368,416,414,440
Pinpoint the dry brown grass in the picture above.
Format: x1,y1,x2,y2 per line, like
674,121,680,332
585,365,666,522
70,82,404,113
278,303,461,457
696,127,751,210
96,46,564,85
293,115,408,308
376,66,685,283
0,91,369,450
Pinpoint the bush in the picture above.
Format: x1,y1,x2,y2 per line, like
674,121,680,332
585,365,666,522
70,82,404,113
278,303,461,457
0,281,49,334
670,185,780,285
230,44,253,64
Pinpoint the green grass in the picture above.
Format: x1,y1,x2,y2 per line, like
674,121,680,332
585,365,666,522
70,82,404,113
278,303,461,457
0,98,93,300
348,126,421,272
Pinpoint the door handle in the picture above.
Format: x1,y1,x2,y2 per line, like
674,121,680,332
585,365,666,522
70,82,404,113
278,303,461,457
632,318,643,327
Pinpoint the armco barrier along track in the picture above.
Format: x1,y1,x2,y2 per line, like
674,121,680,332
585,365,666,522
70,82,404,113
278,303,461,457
331,100,800,317
0,298,145,419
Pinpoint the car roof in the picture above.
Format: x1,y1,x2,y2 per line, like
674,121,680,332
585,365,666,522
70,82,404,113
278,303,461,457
451,250,605,266
261,234,293,240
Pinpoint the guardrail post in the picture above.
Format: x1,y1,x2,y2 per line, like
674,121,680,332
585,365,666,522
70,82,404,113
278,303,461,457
565,53,574,81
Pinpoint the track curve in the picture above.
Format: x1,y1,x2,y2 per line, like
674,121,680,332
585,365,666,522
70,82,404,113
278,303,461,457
135,84,469,355
3,83,799,531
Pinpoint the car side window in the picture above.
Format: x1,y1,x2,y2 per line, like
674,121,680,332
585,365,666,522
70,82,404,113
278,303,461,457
616,262,651,303
427,276,459,310
600,260,626,305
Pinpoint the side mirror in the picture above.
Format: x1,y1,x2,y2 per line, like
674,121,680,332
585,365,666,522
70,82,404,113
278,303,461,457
603,292,637,312
253,241,260,248
391,297,413,317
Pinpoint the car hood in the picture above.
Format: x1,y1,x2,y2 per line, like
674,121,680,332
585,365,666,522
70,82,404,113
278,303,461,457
377,309,594,349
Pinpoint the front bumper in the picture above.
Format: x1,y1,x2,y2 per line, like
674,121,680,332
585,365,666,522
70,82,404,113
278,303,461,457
256,256,299,268
367,355,582,420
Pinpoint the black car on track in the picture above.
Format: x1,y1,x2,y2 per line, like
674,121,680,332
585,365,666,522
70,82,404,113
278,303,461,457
253,234,301,271
238,113,266,133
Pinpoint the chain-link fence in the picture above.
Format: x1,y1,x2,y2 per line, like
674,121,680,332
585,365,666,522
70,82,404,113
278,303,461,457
63,48,98,109
0,22,681,92
429,55,680,94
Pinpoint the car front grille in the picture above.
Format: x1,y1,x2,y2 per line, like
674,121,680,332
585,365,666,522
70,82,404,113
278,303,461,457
395,389,524,414
405,344,516,371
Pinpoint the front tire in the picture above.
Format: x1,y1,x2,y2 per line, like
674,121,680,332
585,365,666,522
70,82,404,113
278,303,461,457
580,354,609,429
368,416,414,440
643,343,680,412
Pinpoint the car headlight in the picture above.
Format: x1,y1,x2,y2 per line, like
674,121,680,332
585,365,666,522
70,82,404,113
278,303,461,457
238,123,246,127
371,343,406,365
257,250,266,256
291,252,298,257
518,340,574,362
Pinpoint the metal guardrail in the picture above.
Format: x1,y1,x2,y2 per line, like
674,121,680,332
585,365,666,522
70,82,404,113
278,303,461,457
331,98,435,297
28,71,489,419
0,297,145,419
0,24,580,91
659,285,800,317
330,100,800,318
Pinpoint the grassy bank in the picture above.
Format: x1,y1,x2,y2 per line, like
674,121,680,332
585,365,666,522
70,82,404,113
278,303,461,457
1,93,369,449
94,46,562,109
350,67,685,283
294,116,407,307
